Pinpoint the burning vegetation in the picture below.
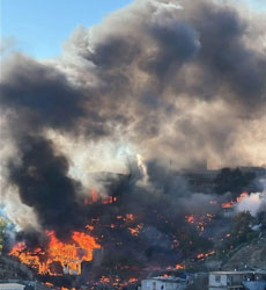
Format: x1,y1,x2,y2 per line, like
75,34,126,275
5,183,259,285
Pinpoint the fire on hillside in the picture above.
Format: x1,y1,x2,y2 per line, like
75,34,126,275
7,187,250,281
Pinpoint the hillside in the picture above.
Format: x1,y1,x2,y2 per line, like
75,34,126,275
222,234,266,270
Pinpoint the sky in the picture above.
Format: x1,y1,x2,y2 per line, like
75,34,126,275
1,0,266,59
1,0,132,59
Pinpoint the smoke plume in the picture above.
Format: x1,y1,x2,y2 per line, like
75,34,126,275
0,0,266,240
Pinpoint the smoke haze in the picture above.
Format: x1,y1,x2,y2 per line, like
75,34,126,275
0,0,266,237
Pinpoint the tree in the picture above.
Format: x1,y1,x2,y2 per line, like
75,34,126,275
231,211,257,246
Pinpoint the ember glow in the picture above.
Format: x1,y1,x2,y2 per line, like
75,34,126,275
185,213,215,232
175,264,186,270
222,200,235,209
9,230,101,275
236,192,249,203
222,192,250,209
185,215,195,224
86,188,116,205
128,224,143,236
196,250,215,260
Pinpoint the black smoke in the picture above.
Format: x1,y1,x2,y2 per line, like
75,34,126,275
0,0,265,266
7,136,86,240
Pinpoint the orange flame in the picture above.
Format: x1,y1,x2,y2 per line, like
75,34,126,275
85,188,116,205
175,264,185,269
196,250,215,260
128,278,138,283
237,192,248,203
91,188,98,203
185,214,211,232
10,230,101,276
222,200,235,209
100,276,111,283
185,215,195,224
222,192,249,209
126,214,135,221
128,224,142,236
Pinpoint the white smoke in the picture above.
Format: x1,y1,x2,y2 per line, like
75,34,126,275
236,191,266,217
136,154,149,186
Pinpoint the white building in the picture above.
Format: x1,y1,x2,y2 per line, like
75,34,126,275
141,276,188,290
208,271,266,290
0,284,25,290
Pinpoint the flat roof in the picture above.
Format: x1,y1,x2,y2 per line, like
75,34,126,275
0,284,25,288
142,277,186,283
210,271,266,275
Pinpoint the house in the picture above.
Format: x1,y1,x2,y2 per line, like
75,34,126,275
209,271,266,290
141,276,189,290
209,271,247,290
0,284,25,290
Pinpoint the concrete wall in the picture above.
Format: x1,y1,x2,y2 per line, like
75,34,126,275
209,273,245,290
209,274,227,287
0,284,25,290
141,279,186,290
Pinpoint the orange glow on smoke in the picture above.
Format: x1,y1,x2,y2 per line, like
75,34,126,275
85,188,116,205
100,276,111,283
85,225,94,231
9,230,101,276
128,278,138,283
126,214,135,221
237,192,248,203
102,196,113,204
91,188,98,203
185,215,195,224
222,192,249,209
175,264,185,269
222,200,235,209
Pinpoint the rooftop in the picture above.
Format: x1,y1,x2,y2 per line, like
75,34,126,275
143,276,186,283
210,271,266,275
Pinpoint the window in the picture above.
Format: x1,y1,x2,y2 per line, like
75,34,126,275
215,275,221,283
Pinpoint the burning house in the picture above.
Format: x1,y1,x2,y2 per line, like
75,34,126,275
9,230,101,276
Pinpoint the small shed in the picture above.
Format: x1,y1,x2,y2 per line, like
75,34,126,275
141,276,187,290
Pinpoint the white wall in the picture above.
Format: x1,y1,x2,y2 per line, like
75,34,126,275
209,274,227,287
0,284,25,290
141,279,186,290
